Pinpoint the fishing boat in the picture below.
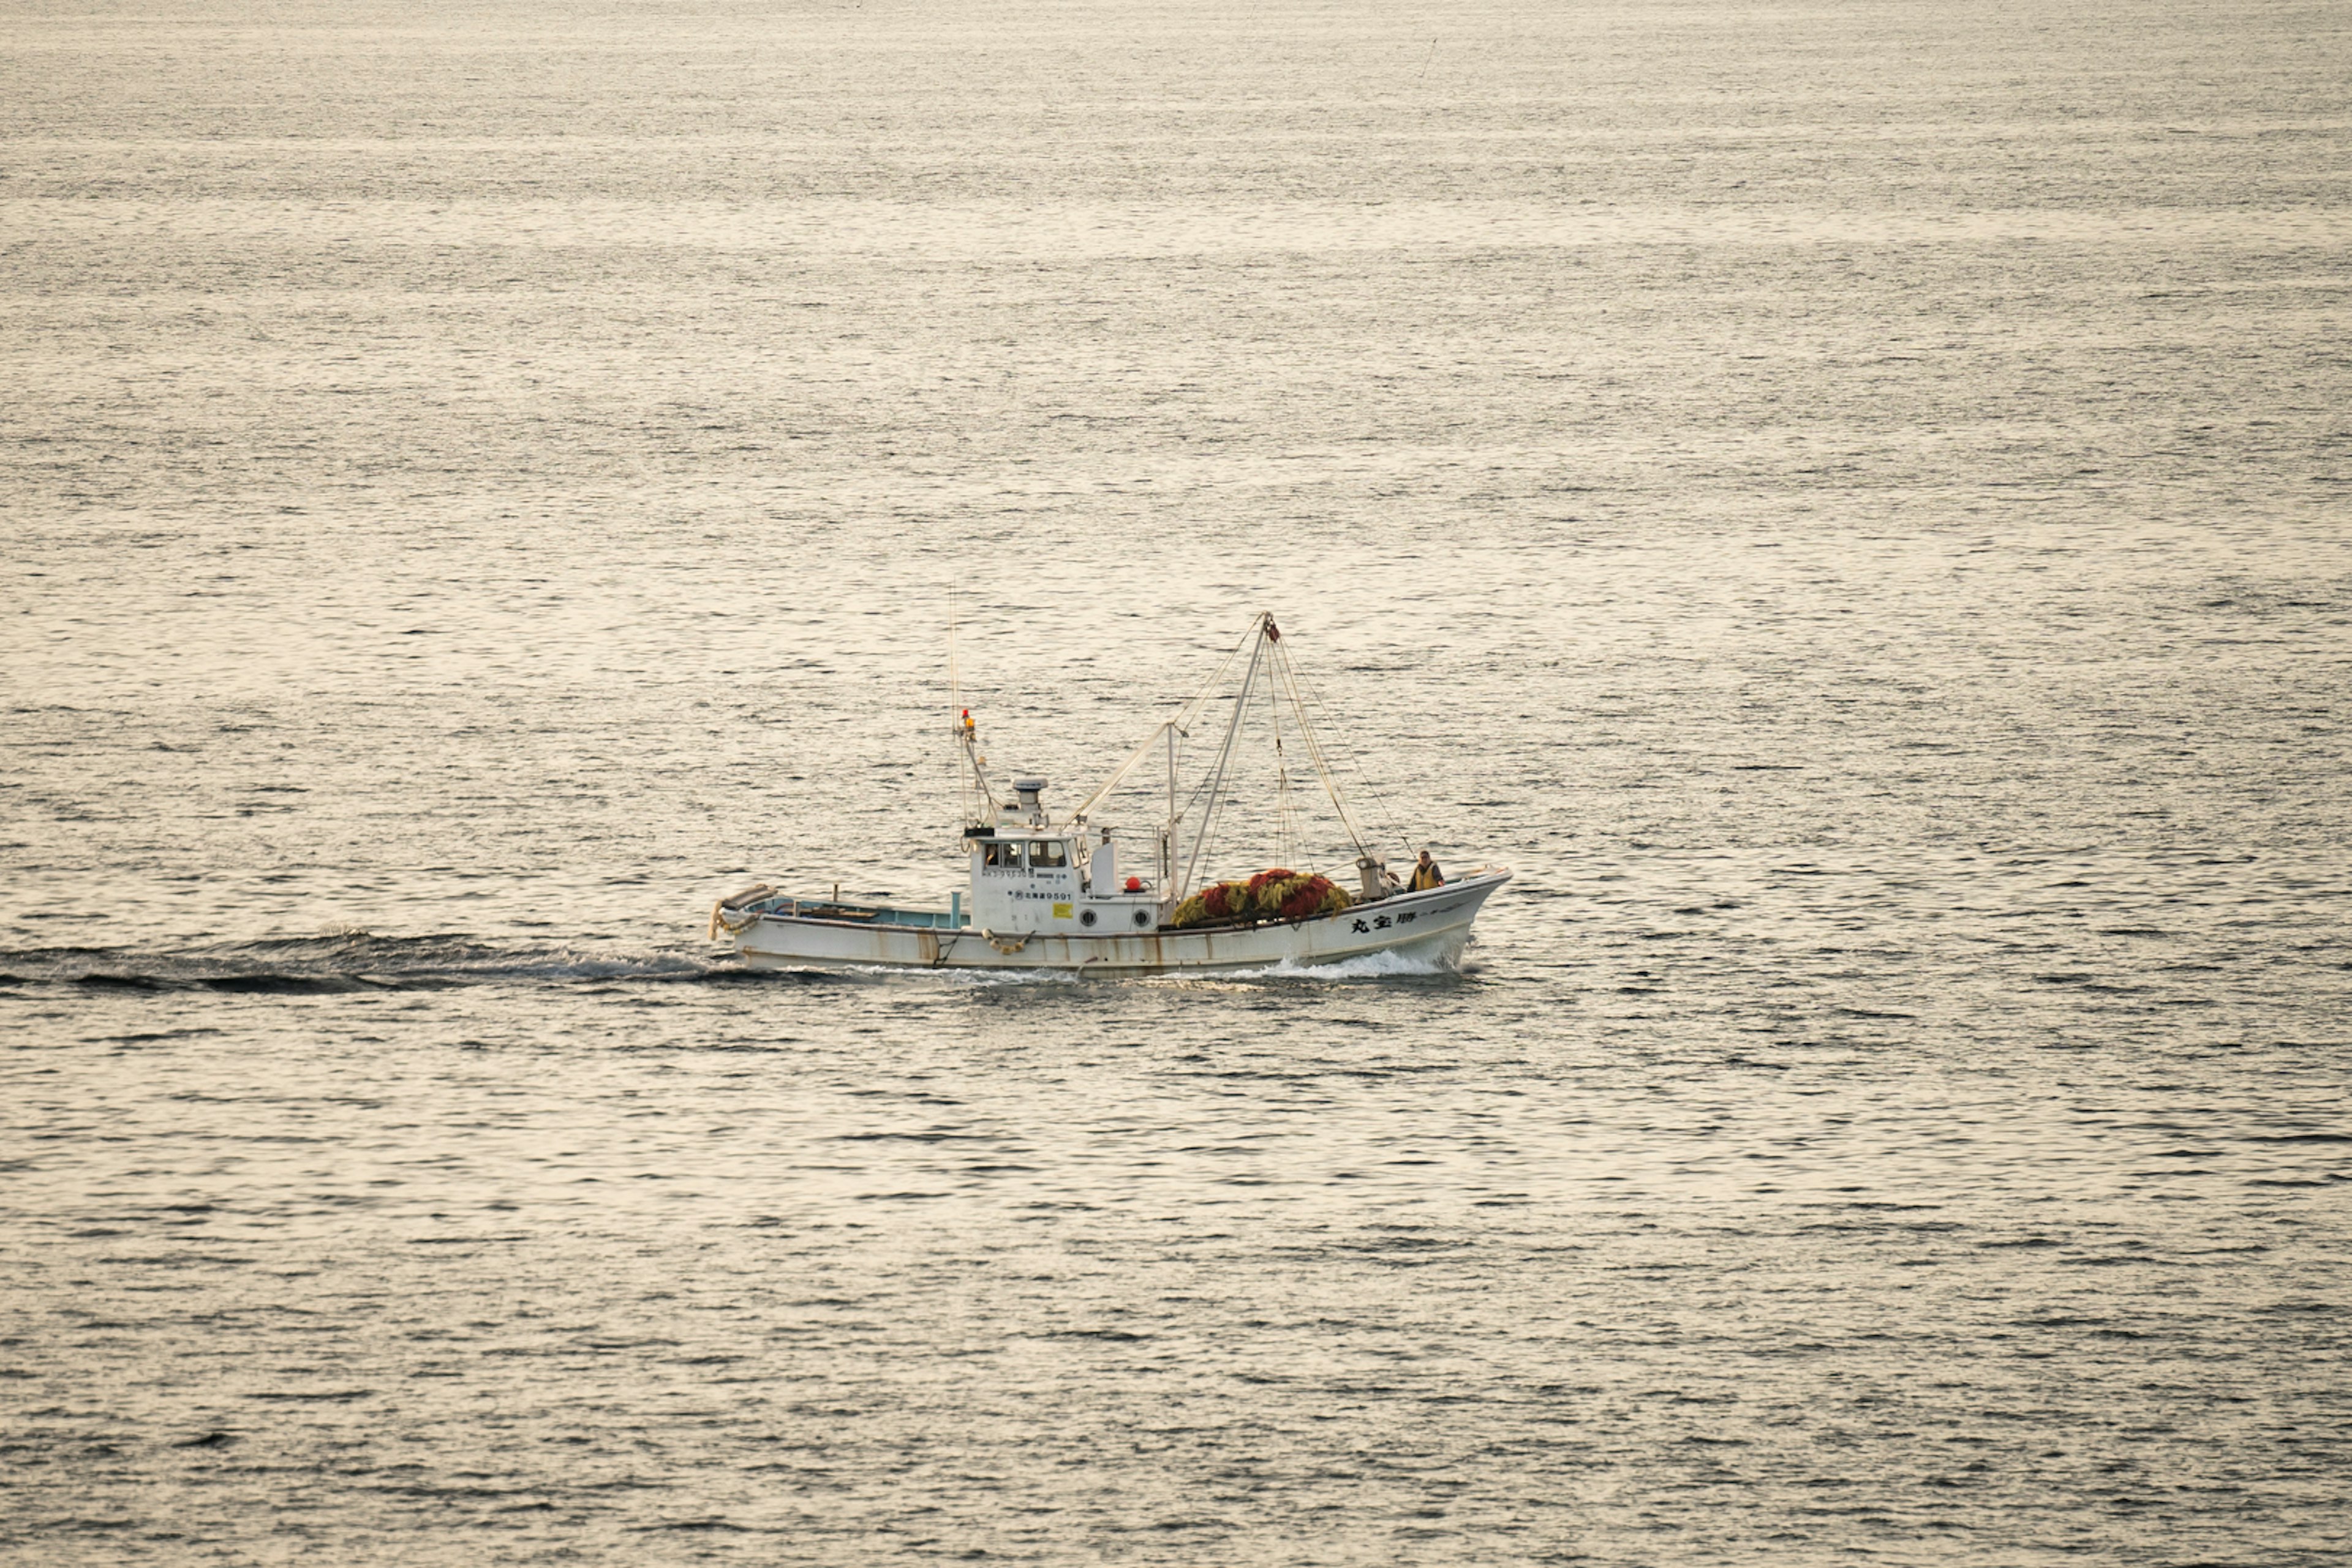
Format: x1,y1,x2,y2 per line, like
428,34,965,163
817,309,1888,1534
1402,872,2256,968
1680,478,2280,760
708,613,1509,974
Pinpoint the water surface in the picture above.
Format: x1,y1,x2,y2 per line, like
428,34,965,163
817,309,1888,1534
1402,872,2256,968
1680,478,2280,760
4,2,2349,1562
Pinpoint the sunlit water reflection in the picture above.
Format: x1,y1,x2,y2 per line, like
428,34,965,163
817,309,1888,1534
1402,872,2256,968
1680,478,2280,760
4,2,2348,1562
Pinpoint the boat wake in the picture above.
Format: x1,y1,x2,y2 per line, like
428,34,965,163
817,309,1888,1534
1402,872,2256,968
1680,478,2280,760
0,932,805,994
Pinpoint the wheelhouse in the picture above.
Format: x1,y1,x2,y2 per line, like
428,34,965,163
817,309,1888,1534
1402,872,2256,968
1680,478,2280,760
962,781,1162,935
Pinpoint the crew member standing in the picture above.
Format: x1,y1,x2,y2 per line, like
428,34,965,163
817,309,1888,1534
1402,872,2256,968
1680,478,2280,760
1408,848,1444,891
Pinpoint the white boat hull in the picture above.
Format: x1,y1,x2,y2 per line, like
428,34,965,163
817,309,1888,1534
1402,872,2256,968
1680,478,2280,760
729,871,1509,975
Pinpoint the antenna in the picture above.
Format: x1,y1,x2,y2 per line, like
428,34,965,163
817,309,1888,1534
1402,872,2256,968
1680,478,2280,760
948,582,963,821
947,580,961,732
947,582,1000,824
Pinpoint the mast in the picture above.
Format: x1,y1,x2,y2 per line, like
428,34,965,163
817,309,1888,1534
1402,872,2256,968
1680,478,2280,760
1052,610,1387,897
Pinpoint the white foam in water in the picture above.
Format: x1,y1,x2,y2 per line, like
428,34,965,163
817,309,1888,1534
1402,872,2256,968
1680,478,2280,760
823,961,1086,987
1218,946,1466,981
524,946,719,981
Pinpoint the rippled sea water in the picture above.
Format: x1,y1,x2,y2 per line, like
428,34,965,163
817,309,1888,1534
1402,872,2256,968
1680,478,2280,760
6,2,2350,1562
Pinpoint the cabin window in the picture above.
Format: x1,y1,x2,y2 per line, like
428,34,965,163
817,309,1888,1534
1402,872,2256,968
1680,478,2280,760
1030,840,1067,868
982,841,1019,869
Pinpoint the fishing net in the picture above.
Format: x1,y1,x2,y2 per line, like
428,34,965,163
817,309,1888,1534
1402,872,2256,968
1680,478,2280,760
1168,869,1352,929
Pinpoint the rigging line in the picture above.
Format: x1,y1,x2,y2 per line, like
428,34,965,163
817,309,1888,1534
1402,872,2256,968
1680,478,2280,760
1188,769,1227,895
1267,641,1371,876
1062,622,1255,827
1261,662,1284,866
1183,684,1251,890
1169,624,1265,830
1171,621,1257,736
1270,663,1306,869
1301,665,1393,862
1177,619,1258,724
1267,664,1294,868
1180,620,1268,895
1271,641,1370,854
1212,657,1294,880
1180,739,1230,888
1267,649,1316,794
1061,718,1170,826
1172,701,1237,824
1283,642,1407,854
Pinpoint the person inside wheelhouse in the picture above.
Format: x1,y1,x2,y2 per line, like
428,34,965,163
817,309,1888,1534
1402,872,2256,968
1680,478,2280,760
980,839,1070,872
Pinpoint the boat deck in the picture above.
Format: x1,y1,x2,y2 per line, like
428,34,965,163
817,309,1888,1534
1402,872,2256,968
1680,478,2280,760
737,892,965,930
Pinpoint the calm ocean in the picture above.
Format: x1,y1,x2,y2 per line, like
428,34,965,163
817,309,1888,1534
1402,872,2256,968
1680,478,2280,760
4,2,2348,1562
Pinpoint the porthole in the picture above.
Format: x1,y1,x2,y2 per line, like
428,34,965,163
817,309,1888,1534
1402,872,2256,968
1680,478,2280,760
1133,909,1151,928
1079,908,1098,928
